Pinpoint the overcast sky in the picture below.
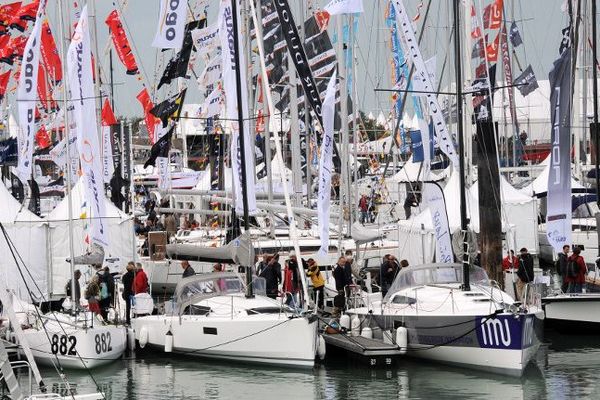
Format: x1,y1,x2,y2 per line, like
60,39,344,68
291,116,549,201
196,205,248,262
20,1,582,120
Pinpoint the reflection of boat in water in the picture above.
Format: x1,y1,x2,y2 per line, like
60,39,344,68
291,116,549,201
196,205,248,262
346,264,544,376
132,272,319,367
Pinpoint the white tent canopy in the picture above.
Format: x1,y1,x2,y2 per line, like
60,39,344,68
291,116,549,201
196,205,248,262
520,160,586,197
397,171,537,263
389,156,450,183
46,180,134,295
0,183,48,301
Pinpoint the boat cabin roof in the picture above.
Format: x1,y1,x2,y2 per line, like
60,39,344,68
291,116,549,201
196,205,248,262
383,263,490,302
174,272,266,314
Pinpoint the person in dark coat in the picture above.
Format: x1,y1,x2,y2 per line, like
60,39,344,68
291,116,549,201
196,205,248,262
259,256,279,299
98,267,114,320
516,248,534,301
65,269,82,307
555,245,570,293
332,256,348,317
181,260,196,278
122,262,135,324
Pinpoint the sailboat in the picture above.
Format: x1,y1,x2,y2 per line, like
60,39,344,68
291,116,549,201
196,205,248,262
343,0,543,376
12,3,126,369
540,0,600,333
132,0,320,367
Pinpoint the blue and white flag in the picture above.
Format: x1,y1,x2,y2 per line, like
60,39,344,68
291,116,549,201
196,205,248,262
317,69,337,259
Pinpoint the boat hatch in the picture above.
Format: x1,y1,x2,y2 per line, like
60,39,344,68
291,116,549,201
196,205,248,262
246,307,284,315
184,305,211,315
390,295,417,305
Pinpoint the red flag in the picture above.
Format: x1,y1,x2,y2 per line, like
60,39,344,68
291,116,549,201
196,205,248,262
9,0,38,32
0,70,11,100
489,0,504,30
0,35,27,65
486,33,500,62
101,99,118,126
35,125,51,149
470,5,481,39
105,10,139,75
482,3,492,29
136,88,157,143
37,65,57,112
40,21,62,83
315,10,330,31
0,2,21,33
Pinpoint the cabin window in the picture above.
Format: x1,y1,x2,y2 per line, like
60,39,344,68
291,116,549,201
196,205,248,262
203,327,217,335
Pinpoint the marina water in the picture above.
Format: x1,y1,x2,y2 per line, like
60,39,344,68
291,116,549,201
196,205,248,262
20,331,600,399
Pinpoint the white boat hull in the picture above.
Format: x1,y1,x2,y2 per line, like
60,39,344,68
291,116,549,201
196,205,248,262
133,314,318,367
543,293,600,332
21,314,127,369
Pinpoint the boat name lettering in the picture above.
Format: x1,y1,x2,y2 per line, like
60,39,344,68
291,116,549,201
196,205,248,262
480,318,511,347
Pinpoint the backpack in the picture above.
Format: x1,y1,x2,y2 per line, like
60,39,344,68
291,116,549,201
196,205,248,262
100,282,109,300
567,258,580,278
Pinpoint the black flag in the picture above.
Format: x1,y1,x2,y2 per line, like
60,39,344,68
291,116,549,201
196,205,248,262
509,21,522,47
157,19,206,89
28,178,40,216
150,89,186,127
514,65,539,97
144,125,174,168
559,26,571,55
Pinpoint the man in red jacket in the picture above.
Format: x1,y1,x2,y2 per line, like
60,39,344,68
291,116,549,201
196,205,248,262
502,250,519,270
133,262,149,294
566,247,587,293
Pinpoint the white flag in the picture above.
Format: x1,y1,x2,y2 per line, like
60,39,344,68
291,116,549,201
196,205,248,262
50,136,78,169
191,23,219,57
152,0,187,50
67,6,109,248
423,182,454,263
199,86,223,118
413,56,437,94
392,0,459,167
156,156,171,191
197,55,222,88
219,0,257,215
16,0,46,184
324,0,363,15
101,125,114,183
317,70,337,259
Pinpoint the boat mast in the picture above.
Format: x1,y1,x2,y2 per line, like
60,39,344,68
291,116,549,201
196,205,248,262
58,0,78,306
592,0,599,256
453,0,469,291
230,0,253,298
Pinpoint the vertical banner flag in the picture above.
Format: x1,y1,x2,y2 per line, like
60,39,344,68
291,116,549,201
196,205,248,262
546,48,573,252
317,69,337,258
324,0,364,15
67,6,109,248
105,10,139,75
152,0,187,50
423,182,453,263
391,0,459,167
101,99,117,183
219,0,257,215
16,0,46,184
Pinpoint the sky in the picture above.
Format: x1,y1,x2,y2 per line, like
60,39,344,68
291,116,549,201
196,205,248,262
3,0,581,122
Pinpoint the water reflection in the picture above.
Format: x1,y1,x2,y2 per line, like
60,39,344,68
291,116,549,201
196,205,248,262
26,339,600,400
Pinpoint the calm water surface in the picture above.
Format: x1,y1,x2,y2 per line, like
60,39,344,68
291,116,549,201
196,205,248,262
25,332,600,400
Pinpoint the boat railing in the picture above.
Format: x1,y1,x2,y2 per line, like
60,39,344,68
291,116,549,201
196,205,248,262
0,360,33,396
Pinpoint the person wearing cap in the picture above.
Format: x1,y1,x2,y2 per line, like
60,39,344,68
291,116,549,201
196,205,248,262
306,259,325,310
516,247,534,301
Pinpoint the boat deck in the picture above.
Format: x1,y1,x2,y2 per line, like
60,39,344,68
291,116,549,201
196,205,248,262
323,333,404,367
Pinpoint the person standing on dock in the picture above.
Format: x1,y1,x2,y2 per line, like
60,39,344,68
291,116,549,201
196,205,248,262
332,257,348,316
181,260,196,278
516,248,534,301
122,262,135,325
555,245,570,293
133,263,149,294
566,247,587,294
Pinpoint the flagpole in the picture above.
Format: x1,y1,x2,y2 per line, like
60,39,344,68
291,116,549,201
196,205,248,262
58,0,78,310
230,0,253,298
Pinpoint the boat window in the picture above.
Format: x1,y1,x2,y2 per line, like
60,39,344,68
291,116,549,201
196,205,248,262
390,295,416,305
383,264,490,302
